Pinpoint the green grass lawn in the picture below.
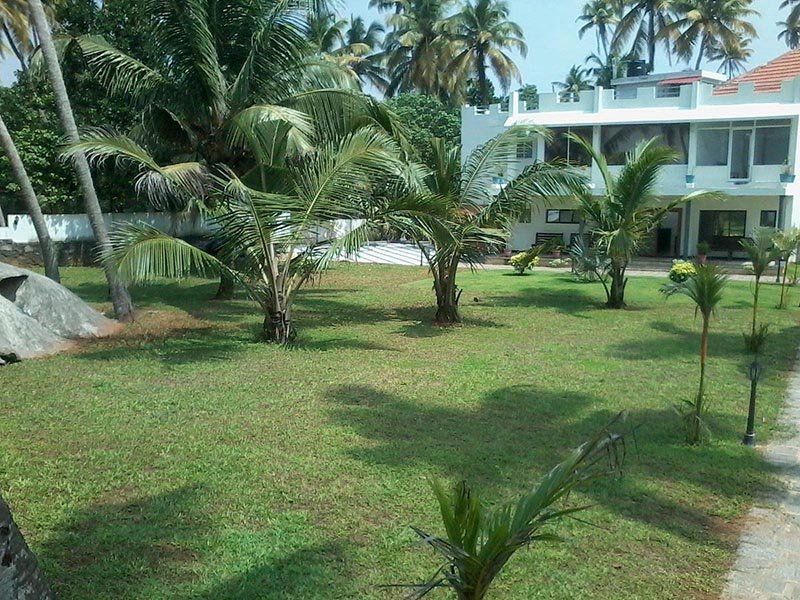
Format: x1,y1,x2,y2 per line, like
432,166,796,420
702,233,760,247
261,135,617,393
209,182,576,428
2,265,799,599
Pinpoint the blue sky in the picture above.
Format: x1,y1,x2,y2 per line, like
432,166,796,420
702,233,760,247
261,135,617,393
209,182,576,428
340,0,788,92
0,1,789,89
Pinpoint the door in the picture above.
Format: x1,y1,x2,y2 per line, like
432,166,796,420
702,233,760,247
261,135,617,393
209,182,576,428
730,128,752,181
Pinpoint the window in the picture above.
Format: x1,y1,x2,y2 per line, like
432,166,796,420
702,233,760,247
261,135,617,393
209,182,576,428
697,127,730,166
545,209,580,224
601,124,689,165
760,210,778,228
754,122,791,165
698,211,747,248
545,127,592,166
516,141,534,159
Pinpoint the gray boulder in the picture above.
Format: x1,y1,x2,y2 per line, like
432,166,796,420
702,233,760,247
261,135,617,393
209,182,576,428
0,262,120,360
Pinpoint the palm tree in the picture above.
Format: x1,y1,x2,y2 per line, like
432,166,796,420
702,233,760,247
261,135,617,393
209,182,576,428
778,9,800,50
741,227,781,348
662,263,728,444
307,9,347,53
662,0,758,71
613,0,675,72
577,0,621,58
447,0,527,108
774,227,800,309
585,51,629,87
405,414,627,600
334,16,388,91
70,0,385,300
0,492,56,599
383,0,459,102
28,0,135,322
0,0,42,74
0,112,60,281
75,128,409,344
568,134,724,308
708,35,753,78
555,65,593,102
384,128,580,324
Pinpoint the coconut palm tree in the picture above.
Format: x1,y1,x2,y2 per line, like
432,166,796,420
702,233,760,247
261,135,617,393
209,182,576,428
333,16,388,92
567,134,724,308
555,65,593,102
383,0,459,102
447,0,527,108
662,0,758,71
577,0,621,58
613,0,676,72
662,263,728,444
307,9,347,53
778,9,800,49
0,112,60,281
708,35,753,78
0,492,56,600
70,0,383,300
741,227,781,349
585,51,629,87
383,127,581,324
405,414,627,600
0,0,41,74
74,127,410,344
28,0,135,321
774,227,800,309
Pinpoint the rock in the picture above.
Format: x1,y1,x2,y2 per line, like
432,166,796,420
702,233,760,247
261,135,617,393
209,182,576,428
0,262,120,359
0,263,120,339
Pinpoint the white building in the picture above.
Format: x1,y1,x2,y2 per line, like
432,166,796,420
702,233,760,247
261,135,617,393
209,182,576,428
462,51,800,258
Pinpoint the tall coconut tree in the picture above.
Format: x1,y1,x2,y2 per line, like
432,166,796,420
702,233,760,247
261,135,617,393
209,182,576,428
332,16,388,92
662,0,758,70
69,0,383,300
662,263,728,444
613,0,676,72
307,9,347,53
0,112,60,281
447,0,527,108
0,492,56,600
382,127,582,324
555,65,593,102
28,0,135,321
778,7,800,49
0,0,41,74
708,35,752,78
568,134,724,308
383,0,459,102
577,0,621,58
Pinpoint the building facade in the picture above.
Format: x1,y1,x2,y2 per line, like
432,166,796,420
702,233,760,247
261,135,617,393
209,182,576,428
461,51,800,258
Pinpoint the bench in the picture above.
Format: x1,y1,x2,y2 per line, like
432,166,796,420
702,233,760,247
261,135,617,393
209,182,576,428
534,232,564,246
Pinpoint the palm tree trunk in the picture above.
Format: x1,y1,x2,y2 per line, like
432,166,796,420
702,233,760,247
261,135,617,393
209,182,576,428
213,271,235,300
434,258,462,324
690,317,709,444
607,263,627,308
647,8,656,72
780,259,790,308
0,202,5,227
695,33,708,71
0,493,56,600
262,308,295,344
476,48,489,106
2,23,28,74
28,0,134,321
0,112,60,282
751,276,760,339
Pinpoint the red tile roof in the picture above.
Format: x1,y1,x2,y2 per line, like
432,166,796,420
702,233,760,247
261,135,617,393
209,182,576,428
659,75,701,86
714,49,800,96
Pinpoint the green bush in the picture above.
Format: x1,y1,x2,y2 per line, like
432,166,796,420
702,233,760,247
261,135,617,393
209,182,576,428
509,252,540,274
669,260,696,283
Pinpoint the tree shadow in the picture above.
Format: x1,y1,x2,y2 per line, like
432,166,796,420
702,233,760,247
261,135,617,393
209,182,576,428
190,542,352,600
488,284,606,317
37,486,208,599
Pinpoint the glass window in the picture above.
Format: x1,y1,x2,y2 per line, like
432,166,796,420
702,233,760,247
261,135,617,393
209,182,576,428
516,141,534,159
601,124,689,165
545,209,580,224
545,127,592,166
698,211,747,248
697,128,730,166
754,126,790,165
760,210,778,228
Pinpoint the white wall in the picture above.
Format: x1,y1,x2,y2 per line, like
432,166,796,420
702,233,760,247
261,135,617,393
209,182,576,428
0,212,210,244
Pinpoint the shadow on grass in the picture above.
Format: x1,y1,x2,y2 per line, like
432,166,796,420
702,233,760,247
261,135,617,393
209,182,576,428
325,383,777,549
489,284,606,317
192,543,352,600
39,486,207,599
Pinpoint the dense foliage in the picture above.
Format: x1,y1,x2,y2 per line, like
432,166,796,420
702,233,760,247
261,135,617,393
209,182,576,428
385,94,461,167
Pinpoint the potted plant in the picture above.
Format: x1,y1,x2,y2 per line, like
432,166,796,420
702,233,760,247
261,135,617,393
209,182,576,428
697,241,711,264
781,162,795,184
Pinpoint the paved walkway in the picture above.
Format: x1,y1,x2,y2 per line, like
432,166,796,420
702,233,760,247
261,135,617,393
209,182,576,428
724,353,800,599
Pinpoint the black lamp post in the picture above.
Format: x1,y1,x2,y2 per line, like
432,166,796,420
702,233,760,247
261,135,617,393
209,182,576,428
743,361,764,446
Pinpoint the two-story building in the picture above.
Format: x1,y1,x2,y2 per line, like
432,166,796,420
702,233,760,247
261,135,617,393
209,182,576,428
462,50,800,258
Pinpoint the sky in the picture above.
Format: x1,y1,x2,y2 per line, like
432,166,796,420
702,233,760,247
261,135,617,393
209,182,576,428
0,1,790,89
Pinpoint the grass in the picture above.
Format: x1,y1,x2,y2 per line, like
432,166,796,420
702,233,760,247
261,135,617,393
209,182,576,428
1,264,799,599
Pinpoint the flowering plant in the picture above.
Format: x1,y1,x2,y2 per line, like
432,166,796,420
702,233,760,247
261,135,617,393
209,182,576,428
669,260,696,283
509,252,540,274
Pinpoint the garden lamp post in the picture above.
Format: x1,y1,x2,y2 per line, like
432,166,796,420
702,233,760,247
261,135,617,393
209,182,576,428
743,361,764,446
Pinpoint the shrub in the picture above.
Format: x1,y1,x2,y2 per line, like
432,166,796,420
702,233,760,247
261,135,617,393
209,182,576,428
509,252,540,275
669,260,696,283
